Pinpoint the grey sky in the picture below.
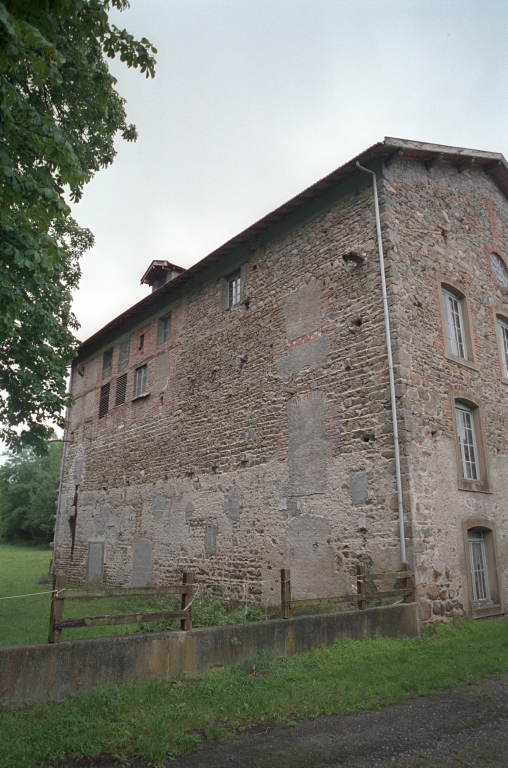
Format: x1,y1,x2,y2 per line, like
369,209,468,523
72,0,508,342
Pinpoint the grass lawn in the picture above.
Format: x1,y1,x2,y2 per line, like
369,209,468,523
0,543,264,646
0,543,54,646
1,618,507,768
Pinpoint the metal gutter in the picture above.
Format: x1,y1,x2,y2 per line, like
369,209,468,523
356,161,406,565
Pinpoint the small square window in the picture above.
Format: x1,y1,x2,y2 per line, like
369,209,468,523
135,365,147,397
227,272,241,308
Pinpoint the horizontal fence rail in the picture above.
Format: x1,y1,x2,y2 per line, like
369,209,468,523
280,562,414,619
48,571,195,643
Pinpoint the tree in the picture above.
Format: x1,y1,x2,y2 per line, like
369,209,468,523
0,1,156,452
0,438,62,542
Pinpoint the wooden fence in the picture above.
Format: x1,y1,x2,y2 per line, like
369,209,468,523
280,562,413,619
48,572,194,643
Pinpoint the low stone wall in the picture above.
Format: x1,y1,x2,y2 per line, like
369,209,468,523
0,603,419,705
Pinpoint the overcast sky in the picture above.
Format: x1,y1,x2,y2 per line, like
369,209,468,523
71,0,508,342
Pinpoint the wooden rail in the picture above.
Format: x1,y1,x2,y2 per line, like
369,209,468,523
280,562,414,618
48,572,195,643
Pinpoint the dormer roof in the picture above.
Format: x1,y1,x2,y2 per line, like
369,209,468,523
140,260,185,287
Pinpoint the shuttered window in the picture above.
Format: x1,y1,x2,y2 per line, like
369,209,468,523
115,373,127,406
99,382,110,418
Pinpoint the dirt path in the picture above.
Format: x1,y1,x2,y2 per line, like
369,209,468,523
68,676,508,768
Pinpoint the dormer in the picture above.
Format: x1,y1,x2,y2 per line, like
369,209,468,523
141,260,185,292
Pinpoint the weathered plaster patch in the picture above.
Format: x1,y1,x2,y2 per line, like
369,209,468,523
131,538,152,587
284,281,321,341
276,336,328,380
287,391,328,496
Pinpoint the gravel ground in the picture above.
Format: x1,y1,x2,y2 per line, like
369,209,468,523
65,676,508,768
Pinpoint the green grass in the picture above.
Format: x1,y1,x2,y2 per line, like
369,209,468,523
0,543,54,646
1,619,507,768
0,543,265,646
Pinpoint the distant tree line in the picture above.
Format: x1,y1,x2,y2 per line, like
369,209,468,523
0,439,62,543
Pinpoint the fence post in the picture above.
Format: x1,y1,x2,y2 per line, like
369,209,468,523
402,561,412,603
48,573,66,643
356,564,366,609
281,568,292,619
180,571,195,630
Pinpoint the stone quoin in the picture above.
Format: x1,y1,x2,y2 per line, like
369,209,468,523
54,138,508,622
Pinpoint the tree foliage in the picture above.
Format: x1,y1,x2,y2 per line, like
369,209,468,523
0,1,156,451
0,438,62,542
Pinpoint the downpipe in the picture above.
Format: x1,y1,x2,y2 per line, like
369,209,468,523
356,162,406,564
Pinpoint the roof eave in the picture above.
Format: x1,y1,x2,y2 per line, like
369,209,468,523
75,137,508,361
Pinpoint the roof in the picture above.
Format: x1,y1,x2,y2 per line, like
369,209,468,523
76,137,508,360
140,260,185,286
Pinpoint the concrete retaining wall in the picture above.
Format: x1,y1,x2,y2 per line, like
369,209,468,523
0,603,419,705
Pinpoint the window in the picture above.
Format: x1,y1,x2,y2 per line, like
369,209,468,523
157,313,171,344
227,272,241,308
115,373,127,406
442,288,466,358
99,382,110,418
463,521,502,617
451,393,491,493
455,404,479,481
138,334,145,351
490,252,508,289
468,530,490,603
496,315,508,380
102,348,113,378
117,338,130,371
439,280,477,368
135,365,147,397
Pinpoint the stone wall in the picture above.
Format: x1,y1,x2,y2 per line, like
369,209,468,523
383,159,508,621
56,171,405,605
55,153,508,621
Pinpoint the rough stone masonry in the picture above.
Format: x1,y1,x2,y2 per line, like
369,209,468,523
54,138,508,622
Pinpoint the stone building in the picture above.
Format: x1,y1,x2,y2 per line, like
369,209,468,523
54,137,508,622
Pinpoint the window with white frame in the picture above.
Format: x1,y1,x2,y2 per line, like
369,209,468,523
496,316,508,379
227,272,241,308
468,529,490,603
442,288,466,359
455,403,479,481
135,365,147,397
